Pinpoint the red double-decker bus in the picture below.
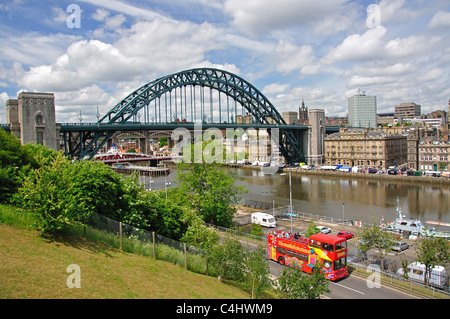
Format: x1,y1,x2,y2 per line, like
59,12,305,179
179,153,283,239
268,230,348,281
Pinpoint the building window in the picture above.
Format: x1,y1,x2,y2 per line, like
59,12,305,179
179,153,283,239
36,131,44,145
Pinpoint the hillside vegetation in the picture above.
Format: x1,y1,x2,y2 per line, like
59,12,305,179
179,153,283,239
0,222,248,299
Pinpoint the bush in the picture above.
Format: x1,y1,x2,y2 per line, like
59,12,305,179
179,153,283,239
13,151,134,234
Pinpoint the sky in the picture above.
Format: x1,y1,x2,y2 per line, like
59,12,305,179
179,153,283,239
0,0,449,124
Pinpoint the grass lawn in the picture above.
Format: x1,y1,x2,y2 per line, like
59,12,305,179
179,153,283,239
0,223,248,299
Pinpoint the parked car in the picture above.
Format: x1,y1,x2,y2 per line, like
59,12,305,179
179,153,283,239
392,241,409,252
388,169,399,175
316,226,331,234
337,231,354,240
368,168,377,174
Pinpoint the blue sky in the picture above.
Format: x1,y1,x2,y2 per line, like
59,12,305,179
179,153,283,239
0,0,449,123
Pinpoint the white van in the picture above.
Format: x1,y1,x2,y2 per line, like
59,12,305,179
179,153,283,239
251,212,276,228
397,262,448,289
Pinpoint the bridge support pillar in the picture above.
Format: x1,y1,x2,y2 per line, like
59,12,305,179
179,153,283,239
6,92,59,151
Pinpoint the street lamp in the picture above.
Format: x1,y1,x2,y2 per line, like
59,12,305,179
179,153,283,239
342,202,345,224
280,171,293,233
289,171,293,233
164,164,171,201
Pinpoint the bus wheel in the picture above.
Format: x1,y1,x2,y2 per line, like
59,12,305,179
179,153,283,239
278,257,285,265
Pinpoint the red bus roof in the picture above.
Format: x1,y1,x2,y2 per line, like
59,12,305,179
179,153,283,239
310,232,346,244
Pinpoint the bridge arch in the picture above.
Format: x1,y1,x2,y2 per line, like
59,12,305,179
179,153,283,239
77,68,303,163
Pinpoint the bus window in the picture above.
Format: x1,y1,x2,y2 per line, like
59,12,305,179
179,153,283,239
277,247,286,255
335,241,347,251
333,258,347,270
322,243,334,252
310,239,321,248
298,253,308,262
287,250,296,257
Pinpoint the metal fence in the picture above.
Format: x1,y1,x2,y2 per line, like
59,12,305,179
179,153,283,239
242,199,450,297
243,199,367,227
87,213,208,272
86,211,450,298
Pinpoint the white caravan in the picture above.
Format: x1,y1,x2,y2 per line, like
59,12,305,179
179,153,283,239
397,262,448,289
251,212,277,228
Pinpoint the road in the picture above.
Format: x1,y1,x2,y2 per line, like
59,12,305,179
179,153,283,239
238,212,423,299
266,258,418,299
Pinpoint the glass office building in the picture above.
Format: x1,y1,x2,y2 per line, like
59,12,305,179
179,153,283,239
348,94,377,128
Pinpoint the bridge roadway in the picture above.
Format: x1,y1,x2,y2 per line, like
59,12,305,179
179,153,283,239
59,122,314,132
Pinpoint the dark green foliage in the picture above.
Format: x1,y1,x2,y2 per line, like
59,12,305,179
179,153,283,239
278,262,330,299
176,162,246,227
209,235,246,281
0,129,37,202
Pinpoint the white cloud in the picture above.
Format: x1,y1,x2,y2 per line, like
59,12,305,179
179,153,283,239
378,0,418,24
322,27,387,64
0,32,82,67
51,7,68,23
78,0,173,22
263,83,290,95
223,0,351,37
105,14,127,29
270,40,317,75
92,8,110,21
20,39,141,92
428,11,450,29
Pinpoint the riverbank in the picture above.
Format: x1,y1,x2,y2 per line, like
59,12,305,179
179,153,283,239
222,163,450,186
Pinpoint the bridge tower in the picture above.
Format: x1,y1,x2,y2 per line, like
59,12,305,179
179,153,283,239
307,109,325,166
6,92,59,151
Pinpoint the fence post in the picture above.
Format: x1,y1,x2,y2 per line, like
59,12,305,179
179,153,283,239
119,222,123,251
152,232,156,259
184,243,187,270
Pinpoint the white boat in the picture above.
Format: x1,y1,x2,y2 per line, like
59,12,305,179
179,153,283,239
383,198,450,239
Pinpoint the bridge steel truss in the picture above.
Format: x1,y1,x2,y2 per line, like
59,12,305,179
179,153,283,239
62,68,305,163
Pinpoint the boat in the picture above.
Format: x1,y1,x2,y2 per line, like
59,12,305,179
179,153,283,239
382,198,450,239
383,199,424,236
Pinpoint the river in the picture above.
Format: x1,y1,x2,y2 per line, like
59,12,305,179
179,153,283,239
140,166,450,226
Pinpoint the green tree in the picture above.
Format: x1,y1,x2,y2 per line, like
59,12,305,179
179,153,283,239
209,235,245,281
416,237,450,286
13,151,135,234
358,219,396,271
305,221,320,237
278,262,330,299
122,187,189,241
13,152,78,233
159,137,168,147
243,246,272,299
180,209,219,250
176,162,246,227
250,223,264,237
0,129,39,202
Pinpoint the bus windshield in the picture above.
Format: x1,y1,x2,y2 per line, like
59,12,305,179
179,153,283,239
334,257,347,270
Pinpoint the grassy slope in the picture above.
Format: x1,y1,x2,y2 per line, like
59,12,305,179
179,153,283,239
0,223,248,299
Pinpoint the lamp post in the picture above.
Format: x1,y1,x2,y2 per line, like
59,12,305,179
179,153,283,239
281,171,293,233
164,164,171,201
289,171,293,233
342,202,345,224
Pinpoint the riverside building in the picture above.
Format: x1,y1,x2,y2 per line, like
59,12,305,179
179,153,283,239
324,128,407,170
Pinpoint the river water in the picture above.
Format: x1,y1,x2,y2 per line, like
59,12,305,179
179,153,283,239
141,166,450,226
